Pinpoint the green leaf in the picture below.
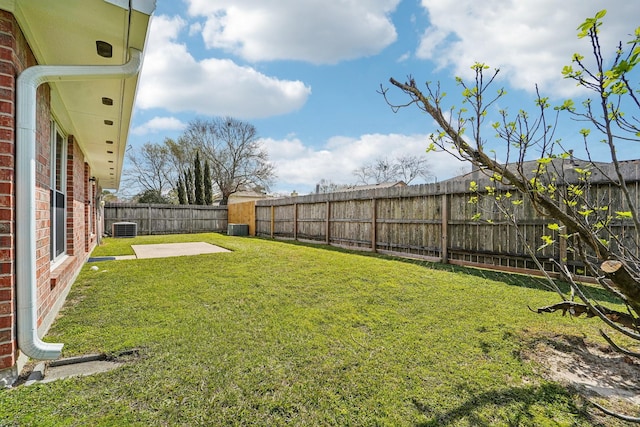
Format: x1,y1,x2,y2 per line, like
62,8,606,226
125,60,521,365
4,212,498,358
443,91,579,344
558,99,575,111
535,97,550,108
537,235,555,251
536,157,552,165
561,65,573,76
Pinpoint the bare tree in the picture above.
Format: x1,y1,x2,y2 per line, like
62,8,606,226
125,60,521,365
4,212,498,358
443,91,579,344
315,178,354,193
122,142,175,199
353,155,431,185
181,117,276,205
381,10,640,421
165,137,197,178
396,155,433,183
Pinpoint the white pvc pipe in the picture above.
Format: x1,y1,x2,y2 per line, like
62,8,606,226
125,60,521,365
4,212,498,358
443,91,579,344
16,49,142,360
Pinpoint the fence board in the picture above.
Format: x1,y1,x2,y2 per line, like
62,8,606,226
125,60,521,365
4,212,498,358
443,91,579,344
255,177,638,279
228,201,256,235
104,203,227,236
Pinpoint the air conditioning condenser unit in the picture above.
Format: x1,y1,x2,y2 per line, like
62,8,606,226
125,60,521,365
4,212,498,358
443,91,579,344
112,222,137,238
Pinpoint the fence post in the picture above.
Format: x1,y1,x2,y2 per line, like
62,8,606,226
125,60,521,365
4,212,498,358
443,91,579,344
270,205,275,238
371,198,377,253
325,201,331,245
441,193,449,264
293,202,298,240
148,204,152,235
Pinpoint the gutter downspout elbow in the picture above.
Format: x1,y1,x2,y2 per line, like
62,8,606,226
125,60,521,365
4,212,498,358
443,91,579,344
16,49,143,360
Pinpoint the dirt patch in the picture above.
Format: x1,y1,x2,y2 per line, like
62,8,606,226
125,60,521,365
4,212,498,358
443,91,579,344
524,334,640,416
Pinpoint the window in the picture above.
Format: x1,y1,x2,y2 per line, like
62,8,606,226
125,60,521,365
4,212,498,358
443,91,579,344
50,122,66,261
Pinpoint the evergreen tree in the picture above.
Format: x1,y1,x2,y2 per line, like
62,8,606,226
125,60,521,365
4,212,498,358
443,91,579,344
194,151,205,205
177,177,186,205
203,160,213,205
185,169,194,205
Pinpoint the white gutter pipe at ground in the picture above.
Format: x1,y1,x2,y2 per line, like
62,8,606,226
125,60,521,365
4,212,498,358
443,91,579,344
16,49,143,360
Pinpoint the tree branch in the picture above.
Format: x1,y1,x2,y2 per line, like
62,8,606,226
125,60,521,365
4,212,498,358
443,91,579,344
599,330,640,359
591,400,640,423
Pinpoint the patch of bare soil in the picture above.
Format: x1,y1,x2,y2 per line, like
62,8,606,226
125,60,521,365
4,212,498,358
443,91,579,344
524,334,640,420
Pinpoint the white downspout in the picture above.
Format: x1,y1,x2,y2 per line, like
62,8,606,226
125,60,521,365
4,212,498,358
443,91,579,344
16,49,143,360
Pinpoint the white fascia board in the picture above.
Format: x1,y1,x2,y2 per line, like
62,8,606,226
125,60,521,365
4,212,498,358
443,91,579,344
103,0,156,15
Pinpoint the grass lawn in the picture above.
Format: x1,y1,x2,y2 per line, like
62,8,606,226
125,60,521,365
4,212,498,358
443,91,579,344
0,233,627,426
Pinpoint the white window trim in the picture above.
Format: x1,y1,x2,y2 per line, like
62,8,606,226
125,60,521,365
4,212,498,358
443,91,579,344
50,120,67,263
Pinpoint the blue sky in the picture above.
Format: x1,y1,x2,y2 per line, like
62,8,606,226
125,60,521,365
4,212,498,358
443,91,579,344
127,0,640,195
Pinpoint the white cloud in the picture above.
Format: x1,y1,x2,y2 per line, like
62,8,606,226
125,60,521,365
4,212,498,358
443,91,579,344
188,22,203,37
416,0,640,96
262,133,466,192
132,116,187,135
397,51,411,63
136,15,311,118
186,0,400,64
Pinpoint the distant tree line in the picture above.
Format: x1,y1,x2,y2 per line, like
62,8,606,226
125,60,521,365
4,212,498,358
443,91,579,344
314,155,434,194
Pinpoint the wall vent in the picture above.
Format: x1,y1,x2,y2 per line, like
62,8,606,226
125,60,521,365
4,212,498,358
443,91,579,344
112,222,137,238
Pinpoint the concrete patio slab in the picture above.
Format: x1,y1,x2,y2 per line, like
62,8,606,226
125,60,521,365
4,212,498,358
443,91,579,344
130,242,231,259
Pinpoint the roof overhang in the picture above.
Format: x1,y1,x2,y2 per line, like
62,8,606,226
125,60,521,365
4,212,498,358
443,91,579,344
0,0,155,189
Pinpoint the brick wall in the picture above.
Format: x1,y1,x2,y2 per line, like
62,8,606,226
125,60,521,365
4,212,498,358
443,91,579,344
0,10,98,375
0,10,21,372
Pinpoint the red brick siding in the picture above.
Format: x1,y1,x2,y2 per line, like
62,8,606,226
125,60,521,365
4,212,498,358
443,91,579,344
0,9,99,371
66,137,93,258
0,10,18,371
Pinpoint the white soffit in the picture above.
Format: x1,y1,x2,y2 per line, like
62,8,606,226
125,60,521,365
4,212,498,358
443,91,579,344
2,0,154,190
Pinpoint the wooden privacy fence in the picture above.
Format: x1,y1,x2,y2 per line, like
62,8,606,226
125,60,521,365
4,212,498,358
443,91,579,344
104,203,228,235
227,201,256,235
254,175,639,278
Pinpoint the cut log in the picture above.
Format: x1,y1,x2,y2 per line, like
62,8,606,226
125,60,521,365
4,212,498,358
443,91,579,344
601,259,623,273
